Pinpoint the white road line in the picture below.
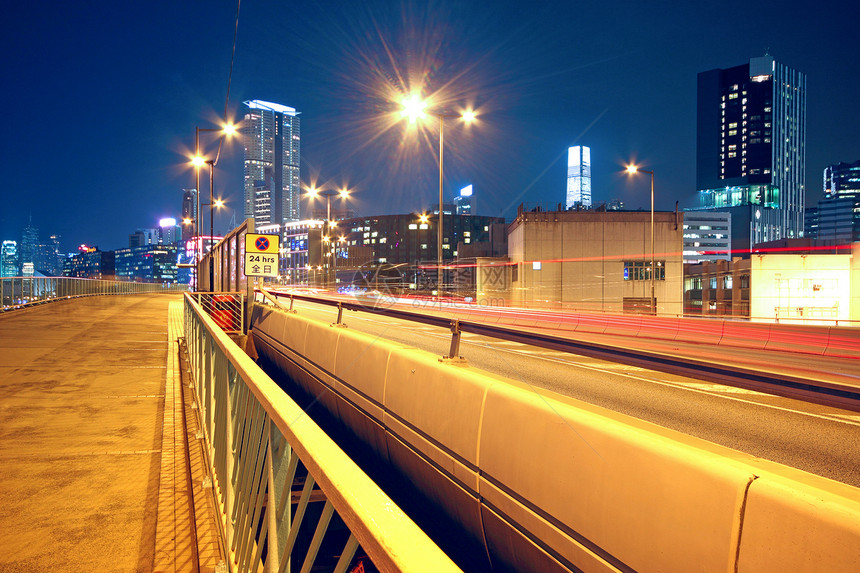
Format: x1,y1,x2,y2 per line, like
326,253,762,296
459,338,860,428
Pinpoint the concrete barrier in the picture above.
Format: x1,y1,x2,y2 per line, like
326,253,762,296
673,317,724,345
720,321,771,351
478,381,753,573
250,302,860,573
764,323,829,355
737,473,860,571
825,326,860,357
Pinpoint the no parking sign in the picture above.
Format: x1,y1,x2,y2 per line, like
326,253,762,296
244,233,280,277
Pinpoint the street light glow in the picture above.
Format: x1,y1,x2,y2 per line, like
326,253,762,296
306,185,319,198
400,94,427,123
338,187,350,199
626,164,639,174
462,110,477,123
192,155,205,168
214,199,224,208
222,122,237,136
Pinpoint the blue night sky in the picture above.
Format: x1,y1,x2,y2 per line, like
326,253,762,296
2,0,857,253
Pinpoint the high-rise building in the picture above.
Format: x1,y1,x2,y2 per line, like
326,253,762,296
696,55,806,253
1,240,18,277
454,185,473,215
20,221,39,275
824,160,860,198
181,189,198,241
805,160,860,242
566,146,592,210
242,100,301,224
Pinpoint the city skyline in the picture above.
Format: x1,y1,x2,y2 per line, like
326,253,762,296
2,0,858,253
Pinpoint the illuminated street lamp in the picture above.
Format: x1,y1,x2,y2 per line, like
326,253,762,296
305,185,351,288
191,122,237,291
400,94,476,294
626,164,656,314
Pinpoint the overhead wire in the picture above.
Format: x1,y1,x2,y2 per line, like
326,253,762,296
215,0,242,166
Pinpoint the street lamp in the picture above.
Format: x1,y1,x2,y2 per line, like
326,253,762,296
400,94,476,295
626,164,656,314
192,122,236,290
305,185,351,288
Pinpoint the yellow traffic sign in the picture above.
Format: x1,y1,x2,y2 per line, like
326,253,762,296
245,233,280,254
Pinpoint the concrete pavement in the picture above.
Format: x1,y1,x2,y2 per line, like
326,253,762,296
0,294,219,572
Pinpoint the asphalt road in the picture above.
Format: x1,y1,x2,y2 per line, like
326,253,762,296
287,298,860,488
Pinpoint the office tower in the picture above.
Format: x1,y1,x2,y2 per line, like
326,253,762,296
158,218,181,245
181,189,198,241
696,54,806,253
1,240,18,277
824,160,860,198
454,185,474,215
805,159,860,241
20,221,39,275
566,146,592,210
242,100,301,224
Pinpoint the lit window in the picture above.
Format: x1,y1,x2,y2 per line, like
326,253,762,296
408,224,417,230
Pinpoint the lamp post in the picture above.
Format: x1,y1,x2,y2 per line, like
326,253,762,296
400,95,476,295
626,164,656,314
192,122,236,290
305,185,350,289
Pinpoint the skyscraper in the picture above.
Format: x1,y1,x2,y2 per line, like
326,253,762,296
805,159,860,241
695,54,806,253
20,221,39,275
454,185,473,215
566,146,591,210
1,241,18,277
242,100,301,225
181,189,198,241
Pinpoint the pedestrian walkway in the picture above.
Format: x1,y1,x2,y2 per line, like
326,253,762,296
0,294,220,572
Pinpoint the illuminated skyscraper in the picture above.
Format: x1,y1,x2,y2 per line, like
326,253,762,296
1,241,17,277
454,185,473,215
242,100,301,224
181,189,197,241
696,54,806,252
566,146,591,209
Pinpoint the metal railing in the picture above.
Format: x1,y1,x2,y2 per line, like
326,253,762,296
183,293,459,573
260,289,860,412
1,276,187,311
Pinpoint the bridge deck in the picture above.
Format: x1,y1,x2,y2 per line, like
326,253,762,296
0,294,218,572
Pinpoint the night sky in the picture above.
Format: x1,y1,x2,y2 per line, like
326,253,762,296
2,0,858,253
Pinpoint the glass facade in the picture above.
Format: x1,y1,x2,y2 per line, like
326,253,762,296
114,244,178,283
243,100,301,224
696,55,806,251
566,146,591,209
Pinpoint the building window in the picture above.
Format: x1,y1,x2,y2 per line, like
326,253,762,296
623,261,665,281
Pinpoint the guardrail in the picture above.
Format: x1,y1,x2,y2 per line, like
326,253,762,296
1,276,186,311
262,289,860,412
183,292,459,573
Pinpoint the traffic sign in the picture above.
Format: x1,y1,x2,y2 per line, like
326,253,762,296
244,233,280,277
244,252,279,277
245,233,280,254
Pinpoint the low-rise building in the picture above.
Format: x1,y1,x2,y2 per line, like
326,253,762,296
497,206,685,315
